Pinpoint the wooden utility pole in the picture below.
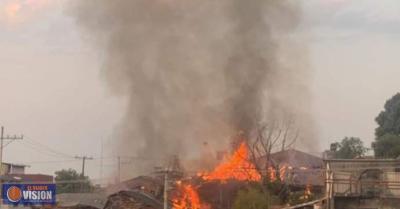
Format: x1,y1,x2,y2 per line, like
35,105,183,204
100,140,104,186
75,155,93,177
117,156,121,183
163,169,168,209
0,126,23,173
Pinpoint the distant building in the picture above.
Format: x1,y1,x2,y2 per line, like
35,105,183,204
0,162,29,175
0,162,53,185
325,159,400,209
323,150,335,159
0,174,53,184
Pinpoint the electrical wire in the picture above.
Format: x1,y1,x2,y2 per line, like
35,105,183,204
23,138,75,158
20,141,72,159
19,159,81,164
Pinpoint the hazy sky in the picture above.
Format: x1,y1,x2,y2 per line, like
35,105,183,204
0,0,400,182
303,0,400,153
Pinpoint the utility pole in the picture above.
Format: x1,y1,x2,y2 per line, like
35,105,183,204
0,126,23,173
75,155,93,177
117,156,121,183
75,155,92,193
163,169,168,209
100,140,104,186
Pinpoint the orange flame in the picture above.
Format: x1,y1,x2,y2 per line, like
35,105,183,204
305,185,312,196
201,142,261,181
301,184,313,201
173,142,267,209
173,184,210,209
268,166,277,182
268,164,293,182
279,164,288,181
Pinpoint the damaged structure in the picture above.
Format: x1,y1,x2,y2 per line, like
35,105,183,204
270,149,325,190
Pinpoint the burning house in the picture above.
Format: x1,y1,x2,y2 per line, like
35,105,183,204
87,140,329,209
171,143,325,209
187,142,261,209
269,149,325,191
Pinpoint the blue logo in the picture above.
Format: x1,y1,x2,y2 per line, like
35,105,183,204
2,184,56,205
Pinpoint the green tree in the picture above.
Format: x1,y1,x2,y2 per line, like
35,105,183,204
330,137,368,159
373,93,400,158
233,187,270,209
375,93,400,138
55,168,94,193
373,134,400,158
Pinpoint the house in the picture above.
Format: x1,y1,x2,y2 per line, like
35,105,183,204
325,159,400,209
0,162,53,184
270,149,324,169
107,176,163,198
268,149,325,188
0,162,29,175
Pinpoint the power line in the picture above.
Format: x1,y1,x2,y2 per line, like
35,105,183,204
19,159,81,164
24,138,74,158
21,140,73,159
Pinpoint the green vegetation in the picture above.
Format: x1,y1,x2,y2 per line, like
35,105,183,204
330,137,368,159
233,186,271,209
55,168,94,193
373,134,400,158
233,182,313,208
287,190,314,205
373,93,400,158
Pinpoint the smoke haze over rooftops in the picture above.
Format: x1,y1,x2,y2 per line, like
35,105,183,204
71,0,316,176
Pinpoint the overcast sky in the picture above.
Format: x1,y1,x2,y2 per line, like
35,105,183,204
0,0,400,182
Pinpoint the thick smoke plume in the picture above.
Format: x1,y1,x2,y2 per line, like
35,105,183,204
72,0,315,177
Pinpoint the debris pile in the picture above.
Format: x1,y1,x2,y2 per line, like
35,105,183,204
103,191,163,209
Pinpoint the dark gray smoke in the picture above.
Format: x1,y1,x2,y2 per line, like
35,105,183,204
72,0,315,177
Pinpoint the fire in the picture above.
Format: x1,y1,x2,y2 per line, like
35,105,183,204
279,164,289,181
173,142,261,209
201,142,261,181
172,141,317,208
173,183,209,209
267,164,290,182
268,166,277,182
302,185,313,201
305,185,312,196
